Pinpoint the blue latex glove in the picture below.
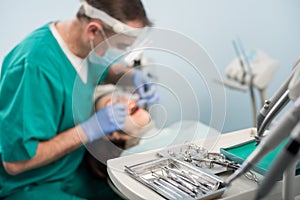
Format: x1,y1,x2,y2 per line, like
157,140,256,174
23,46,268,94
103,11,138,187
132,69,160,107
80,103,127,143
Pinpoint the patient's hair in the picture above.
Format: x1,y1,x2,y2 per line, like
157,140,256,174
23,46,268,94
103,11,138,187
85,137,126,179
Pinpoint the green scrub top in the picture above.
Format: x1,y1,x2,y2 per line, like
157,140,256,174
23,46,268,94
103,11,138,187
0,23,109,197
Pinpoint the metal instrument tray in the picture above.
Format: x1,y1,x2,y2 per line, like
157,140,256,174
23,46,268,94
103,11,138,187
125,157,226,200
157,144,230,175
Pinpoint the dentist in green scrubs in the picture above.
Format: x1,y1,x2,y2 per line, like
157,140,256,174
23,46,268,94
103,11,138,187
0,0,159,199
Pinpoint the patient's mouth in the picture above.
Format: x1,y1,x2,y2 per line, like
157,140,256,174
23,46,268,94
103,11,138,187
128,101,139,115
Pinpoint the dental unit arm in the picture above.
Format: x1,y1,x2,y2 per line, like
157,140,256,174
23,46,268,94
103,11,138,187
223,43,279,127
225,59,300,186
256,60,300,144
225,96,300,186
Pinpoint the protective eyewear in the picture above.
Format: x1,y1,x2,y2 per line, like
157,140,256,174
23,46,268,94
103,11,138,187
81,0,150,71
81,0,146,37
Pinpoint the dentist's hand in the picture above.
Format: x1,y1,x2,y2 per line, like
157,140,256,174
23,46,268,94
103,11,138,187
132,69,160,107
80,103,127,143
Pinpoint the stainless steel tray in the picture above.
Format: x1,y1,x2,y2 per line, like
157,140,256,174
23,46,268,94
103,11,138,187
125,157,226,200
157,144,230,175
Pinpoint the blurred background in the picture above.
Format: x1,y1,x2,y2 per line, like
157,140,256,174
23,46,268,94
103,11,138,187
1,0,300,132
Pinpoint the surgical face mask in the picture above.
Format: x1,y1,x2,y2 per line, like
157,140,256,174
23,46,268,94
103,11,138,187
82,0,150,70
88,26,150,77
88,29,128,67
88,46,124,68
86,40,117,84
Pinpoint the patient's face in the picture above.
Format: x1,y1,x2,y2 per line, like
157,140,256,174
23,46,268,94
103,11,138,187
95,93,150,141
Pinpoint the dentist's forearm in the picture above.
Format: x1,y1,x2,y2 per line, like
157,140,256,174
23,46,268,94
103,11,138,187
2,126,88,175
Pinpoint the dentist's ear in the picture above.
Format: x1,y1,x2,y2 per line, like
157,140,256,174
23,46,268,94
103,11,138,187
86,21,102,40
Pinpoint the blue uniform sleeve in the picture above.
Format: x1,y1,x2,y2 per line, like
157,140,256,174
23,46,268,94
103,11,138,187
0,62,63,162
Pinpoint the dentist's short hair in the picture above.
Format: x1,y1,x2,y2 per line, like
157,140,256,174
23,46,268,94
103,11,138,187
76,0,152,27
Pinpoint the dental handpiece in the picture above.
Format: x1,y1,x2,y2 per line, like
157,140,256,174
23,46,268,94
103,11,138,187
254,122,300,200
225,97,300,186
231,40,247,84
256,62,300,143
256,90,290,144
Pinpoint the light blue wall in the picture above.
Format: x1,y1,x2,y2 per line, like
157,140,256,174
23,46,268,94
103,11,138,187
0,0,80,63
143,0,300,132
1,0,300,132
